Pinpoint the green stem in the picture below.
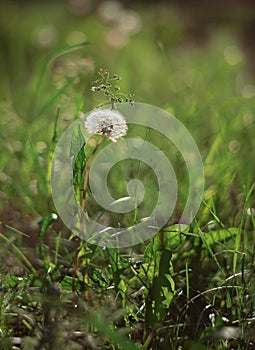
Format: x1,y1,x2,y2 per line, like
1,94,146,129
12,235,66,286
72,134,104,296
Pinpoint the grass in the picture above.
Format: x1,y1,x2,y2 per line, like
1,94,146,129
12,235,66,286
0,1,255,349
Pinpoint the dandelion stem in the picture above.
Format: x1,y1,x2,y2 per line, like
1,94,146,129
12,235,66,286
81,134,104,213
72,134,104,297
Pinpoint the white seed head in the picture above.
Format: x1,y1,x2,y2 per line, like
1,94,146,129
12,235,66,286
84,108,128,142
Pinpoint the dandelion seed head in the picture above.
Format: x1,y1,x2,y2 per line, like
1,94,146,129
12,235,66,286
84,108,128,142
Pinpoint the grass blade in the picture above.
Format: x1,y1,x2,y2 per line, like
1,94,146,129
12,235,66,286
36,41,90,91
0,232,36,273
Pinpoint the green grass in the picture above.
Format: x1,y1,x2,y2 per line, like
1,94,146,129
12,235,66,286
1,1,255,349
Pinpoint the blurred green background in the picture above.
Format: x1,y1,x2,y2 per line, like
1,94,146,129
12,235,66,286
0,0,255,233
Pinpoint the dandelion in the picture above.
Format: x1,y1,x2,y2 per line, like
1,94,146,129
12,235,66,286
81,108,128,221
85,108,128,142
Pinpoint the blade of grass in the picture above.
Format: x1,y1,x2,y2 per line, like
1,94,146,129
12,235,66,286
233,182,254,274
37,78,74,117
36,41,90,92
1,222,29,238
0,232,36,273
54,232,62,266
27,136,48,195
46,107,60,189
133,127,150,224
185,261,190,299
196,224,225,275
233,224,242,275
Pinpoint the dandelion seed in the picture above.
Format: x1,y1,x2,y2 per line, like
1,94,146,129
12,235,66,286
85,108,128,142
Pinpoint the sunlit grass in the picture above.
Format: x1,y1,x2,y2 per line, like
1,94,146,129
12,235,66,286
0,1,255,349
